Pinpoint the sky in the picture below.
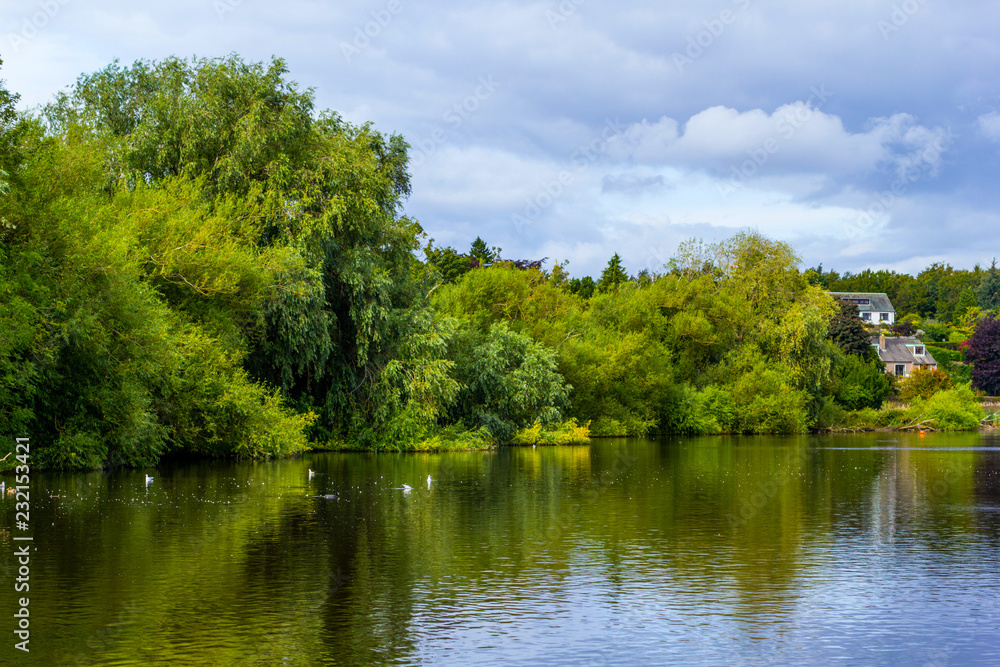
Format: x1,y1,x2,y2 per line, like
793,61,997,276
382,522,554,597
2,0,999,278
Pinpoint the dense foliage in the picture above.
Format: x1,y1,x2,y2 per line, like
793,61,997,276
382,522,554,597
432,231,843,437
965,317,1000,395
806,262,987,323
1,56,994,470
828,353,894,411
0,56,590,469
828,299,875,358
977,262,1000,312
841,387,983,431
898,367,952,401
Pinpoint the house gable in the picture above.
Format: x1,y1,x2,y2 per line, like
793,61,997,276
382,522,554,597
830,292,896,324
870,334,937,377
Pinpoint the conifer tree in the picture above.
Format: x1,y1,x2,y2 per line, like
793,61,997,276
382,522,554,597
976,259,1000,312
598,253,629,292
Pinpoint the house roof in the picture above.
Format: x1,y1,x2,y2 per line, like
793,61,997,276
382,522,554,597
870,336,937,366
830,292,895,313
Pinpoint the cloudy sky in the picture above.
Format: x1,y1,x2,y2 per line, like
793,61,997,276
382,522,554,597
2,0,999,278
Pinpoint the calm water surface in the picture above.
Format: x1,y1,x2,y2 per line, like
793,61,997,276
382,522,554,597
2,433,999,665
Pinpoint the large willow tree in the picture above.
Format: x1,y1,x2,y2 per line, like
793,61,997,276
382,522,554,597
0,55,453,467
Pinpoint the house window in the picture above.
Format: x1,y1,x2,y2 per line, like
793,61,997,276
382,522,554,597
880,312,889,321
914,346,924,355
895,364,906,376
862,312,871,321
850,299,871,305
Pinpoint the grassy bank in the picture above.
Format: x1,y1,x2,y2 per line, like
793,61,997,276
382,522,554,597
316,419,592,453
830,386,991,432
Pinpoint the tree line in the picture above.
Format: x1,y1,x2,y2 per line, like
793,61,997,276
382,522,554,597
805,262,1000,327
0,55,992,470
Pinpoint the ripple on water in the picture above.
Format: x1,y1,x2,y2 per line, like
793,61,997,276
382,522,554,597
7,436,1000,665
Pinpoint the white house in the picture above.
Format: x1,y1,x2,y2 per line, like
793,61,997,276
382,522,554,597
829,292,896,325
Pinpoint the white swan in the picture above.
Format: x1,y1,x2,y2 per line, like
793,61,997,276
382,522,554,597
427,475,432,489
308,469,315,479
145,474,154,485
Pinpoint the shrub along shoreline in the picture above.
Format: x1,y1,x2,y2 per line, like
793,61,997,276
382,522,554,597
825,386,991,433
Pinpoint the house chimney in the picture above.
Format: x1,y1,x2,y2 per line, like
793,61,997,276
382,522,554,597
879,333,886,350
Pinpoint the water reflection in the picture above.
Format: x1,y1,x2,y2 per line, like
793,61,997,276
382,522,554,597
1,433,999,665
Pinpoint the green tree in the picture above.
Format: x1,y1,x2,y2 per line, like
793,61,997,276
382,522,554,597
469,236,501,266
830,351,893,410
977,260,1000,312
547,261,570,288
447,322,570,442
366,311,461,448
715,346,810,433
46,56,324,197
432,231,836,436
711,230,803,318
598,253,629,292
667,238,717,278
0,54,471,466
567,275,596,299
954,287,978,322
804,264,839,289
425,241,472,284
0,58,23,229
828,298,874,357
898,367,951,401
1,127,313,468
49,55,425,444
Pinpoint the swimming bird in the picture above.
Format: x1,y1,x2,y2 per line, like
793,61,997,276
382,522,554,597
145,474,154,485
427,475,432,489
400,484,412,493
308,469,315,479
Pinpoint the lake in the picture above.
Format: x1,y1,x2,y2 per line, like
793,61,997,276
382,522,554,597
2,433,999,665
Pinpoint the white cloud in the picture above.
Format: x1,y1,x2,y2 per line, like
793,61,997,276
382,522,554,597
607,103,951,189
3,0,999,279
978,112,1000,142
